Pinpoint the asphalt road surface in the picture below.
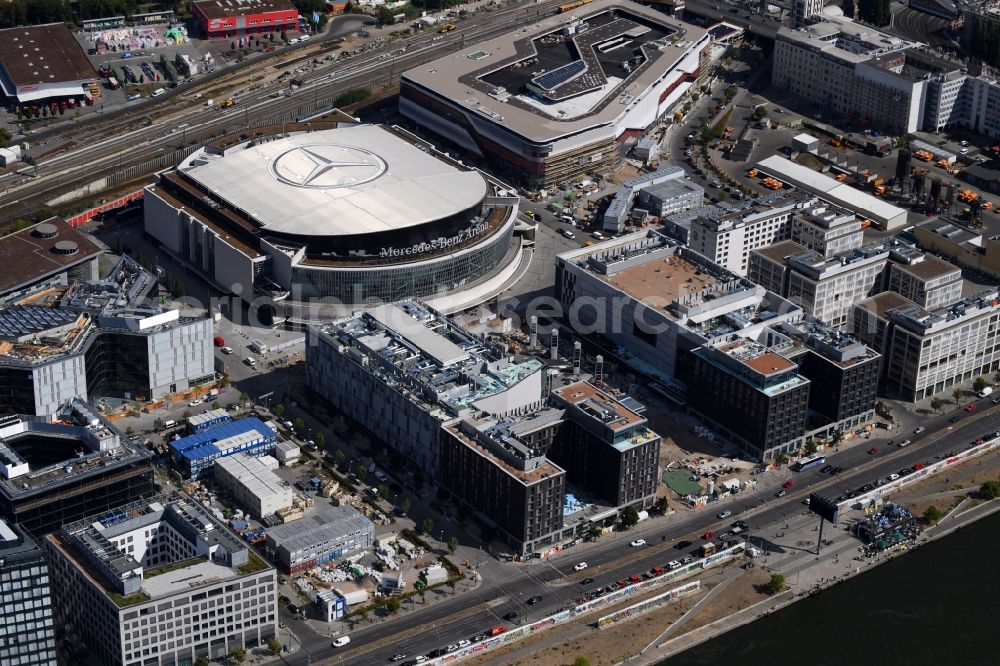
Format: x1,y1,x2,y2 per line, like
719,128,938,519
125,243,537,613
281,401,1000,665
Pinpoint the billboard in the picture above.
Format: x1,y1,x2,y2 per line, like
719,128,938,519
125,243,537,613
809,493,840,524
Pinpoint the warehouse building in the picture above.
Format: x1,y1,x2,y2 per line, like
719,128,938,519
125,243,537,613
0,24,96,106
265,505,373,573
755,156,908,230
214,455,293,519
170,417,277,479
192,0,298,39
0,519,56,666
0,400,154,537
401,0,711,188
46,495,277,666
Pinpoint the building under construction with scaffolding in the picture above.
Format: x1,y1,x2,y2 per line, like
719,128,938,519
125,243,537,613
0,399,154,537
0,253,213,417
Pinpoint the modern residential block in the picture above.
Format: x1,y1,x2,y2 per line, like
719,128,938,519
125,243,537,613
549,381,660,509
688,337,811,460
306,300,546,474
441,414,566,554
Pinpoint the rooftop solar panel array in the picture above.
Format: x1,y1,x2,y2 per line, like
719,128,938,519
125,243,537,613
0,306,77,339
532,59,587,91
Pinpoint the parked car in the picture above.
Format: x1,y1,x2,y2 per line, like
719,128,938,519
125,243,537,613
221,346,233,354
675,540,693,549
560,229,576,239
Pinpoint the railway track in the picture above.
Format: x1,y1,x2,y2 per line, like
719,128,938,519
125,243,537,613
0,0,564,224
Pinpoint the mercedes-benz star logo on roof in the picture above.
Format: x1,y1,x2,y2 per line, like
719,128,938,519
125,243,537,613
269,144,387,189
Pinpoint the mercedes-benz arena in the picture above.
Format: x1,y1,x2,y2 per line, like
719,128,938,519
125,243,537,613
400,0,711,190
143,121,522,323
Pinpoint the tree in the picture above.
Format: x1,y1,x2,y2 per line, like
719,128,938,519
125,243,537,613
573,658,592,666
447,579,456,595
923,505,943,525
447,536,459,554
952,387,964,404
385,596,402,614
182,409,192,419
973,376,988,394
360,607,370,623
267,636,282,654
211,401,221,410
378,483,390,500
334,449,347,468
803,439,818,455
219,372,231,388
421,517,434,535
357,465,368,482
314,432,325,448
0,126,10,147
280,29,288,42
153,417,165,431
775,451,789,465
621,505,640,528
400,496,411,515
768,573,786,594
194,658,209,666
232,646,247,664
930,397,943,413
125,426,135,438
274,403,285,417
293,417,306,435
979,480,1000,500
240,391,250,404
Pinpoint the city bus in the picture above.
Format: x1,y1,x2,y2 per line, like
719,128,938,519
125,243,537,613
793,455,826,472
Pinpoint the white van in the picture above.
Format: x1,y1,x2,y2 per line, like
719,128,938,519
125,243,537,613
163,419,176,429
151,88,166,97
978,386,993,398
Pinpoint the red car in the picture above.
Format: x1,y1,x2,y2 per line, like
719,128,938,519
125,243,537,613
702,531,715,540
965,402,977,412
783,480,795,489
868,447,878,455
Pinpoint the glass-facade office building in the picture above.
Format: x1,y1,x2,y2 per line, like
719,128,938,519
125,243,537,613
0,520,56,666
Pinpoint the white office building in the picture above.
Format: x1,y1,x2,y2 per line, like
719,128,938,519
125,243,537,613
45,495,277,666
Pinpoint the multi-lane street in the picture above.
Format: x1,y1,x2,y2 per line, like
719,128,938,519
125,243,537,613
0,0,566,224
280,399,999,665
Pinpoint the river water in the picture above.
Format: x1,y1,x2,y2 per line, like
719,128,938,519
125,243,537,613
662,510,999,665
